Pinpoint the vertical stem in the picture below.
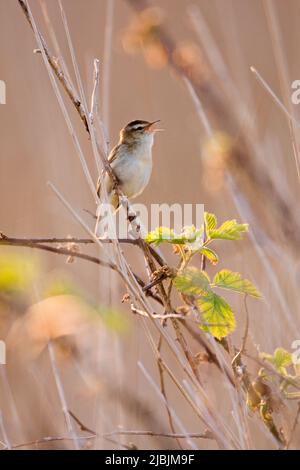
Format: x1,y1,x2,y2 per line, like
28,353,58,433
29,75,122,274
47,341,80,450
102,0,115,137
0,410,11,450
157,334,182,449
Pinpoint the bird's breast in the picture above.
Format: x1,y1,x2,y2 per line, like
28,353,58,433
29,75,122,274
113,146,153,198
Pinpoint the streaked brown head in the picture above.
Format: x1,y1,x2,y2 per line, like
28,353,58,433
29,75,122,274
120,120,161,143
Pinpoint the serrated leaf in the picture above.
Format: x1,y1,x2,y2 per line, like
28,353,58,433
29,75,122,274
200,247,219,265
174,267,211,296
261,348,292,375
145,226,203,247
213,269,261,298
197,292,236,339
209,220,248,240
204,212,217,232
145,227,176,245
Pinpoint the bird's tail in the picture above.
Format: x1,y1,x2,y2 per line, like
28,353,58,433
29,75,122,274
94,192,120,238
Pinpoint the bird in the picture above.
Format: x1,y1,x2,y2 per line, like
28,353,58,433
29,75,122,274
96,119,161,211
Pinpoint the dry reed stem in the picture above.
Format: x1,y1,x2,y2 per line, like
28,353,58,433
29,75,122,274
156,334,182,449
18,0,89,132
47,341,80,450
0,411,11,450
138,362,199,450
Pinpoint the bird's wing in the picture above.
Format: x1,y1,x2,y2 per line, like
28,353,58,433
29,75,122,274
96,143,121,197
108,143,121,164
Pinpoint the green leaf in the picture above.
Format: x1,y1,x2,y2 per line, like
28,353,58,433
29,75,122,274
204,212,217,232
209,220,248,240
145,227,176,245
198,292,236,339
174,267,211,296
261,348,293,375
145,226,203,247
213,269,261,298
200,247,219,265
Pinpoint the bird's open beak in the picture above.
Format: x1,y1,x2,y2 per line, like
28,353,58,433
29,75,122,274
145,120,164,133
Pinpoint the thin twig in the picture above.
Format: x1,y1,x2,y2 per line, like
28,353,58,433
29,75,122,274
0,233,164,265
138,362,199,450
2,428,212,451
0,233,163,305
157,334,182,449
47,341,80,449
0,411,11,450
2,435,96,450
104,429,212,439
90,59,100,127
131,305,197,321
0,232,117,270
102,0,114,134
231,295,250,367
68,410,96,436
241,295,250,353
251,66,300,129
67,410,205,449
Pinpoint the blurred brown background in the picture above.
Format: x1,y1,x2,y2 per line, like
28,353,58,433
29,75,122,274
1,0,300,450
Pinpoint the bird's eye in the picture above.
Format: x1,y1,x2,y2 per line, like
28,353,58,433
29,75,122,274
135,126,144,131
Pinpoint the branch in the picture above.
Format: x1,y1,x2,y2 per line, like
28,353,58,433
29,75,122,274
68,410,96,435
1,435,96,450
0,232,116,271
130,304,196,321
0,233,164,265
0,232,163,306
1,428,212,450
